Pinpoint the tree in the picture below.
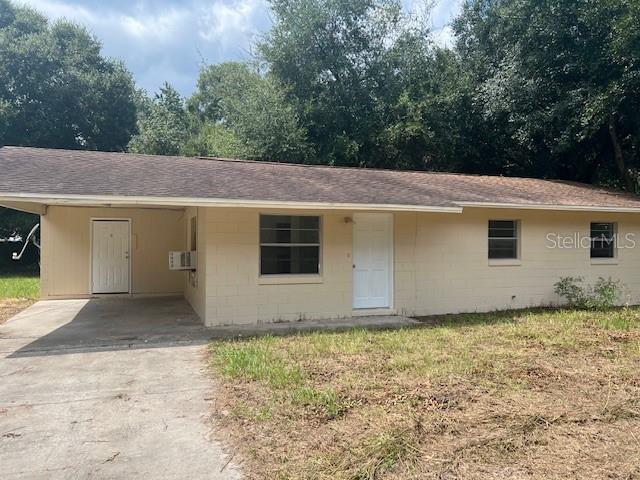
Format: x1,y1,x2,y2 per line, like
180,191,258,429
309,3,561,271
0,0,137,151
181,122,252,159
256,0,511,173
0,0,138,243
453,0,640,189
187,62,313,162
0,209,37,239
260,0,423,167
128,83,189,156
376,30,508,173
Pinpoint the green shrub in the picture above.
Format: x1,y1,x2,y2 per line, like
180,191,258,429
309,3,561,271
554,276,623,309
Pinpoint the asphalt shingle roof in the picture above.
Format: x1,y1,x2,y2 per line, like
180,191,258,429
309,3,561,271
2,146,640,210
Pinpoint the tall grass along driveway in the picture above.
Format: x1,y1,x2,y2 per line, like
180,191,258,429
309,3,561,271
209,308,640,479
0,275,39,324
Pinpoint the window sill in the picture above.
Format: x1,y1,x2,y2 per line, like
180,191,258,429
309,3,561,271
590,258,619,265
258,275,324,285
488,259,522,267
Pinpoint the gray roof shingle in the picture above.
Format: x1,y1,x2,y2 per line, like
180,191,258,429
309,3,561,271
1,146,640,210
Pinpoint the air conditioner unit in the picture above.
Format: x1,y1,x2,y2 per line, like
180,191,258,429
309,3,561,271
169,251,197,270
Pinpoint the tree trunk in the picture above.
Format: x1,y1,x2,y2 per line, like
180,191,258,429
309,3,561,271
608,114,635,192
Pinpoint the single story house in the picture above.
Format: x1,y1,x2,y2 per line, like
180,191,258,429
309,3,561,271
2,146,640,326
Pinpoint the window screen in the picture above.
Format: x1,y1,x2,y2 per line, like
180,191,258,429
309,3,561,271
260,215,320,275
488,220,518,259
590,223,615,258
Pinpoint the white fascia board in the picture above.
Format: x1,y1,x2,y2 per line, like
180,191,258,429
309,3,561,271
459,201,640,213
0,192,463,214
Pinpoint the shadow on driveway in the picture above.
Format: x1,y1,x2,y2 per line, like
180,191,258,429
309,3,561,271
1,297,211,358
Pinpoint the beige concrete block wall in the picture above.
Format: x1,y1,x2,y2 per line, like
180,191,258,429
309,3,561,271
41,206,184,298
183,207,206,319
398,209,640,316
201,208,352,326
201,207,640,325
40,204,640,324
394,212,418,315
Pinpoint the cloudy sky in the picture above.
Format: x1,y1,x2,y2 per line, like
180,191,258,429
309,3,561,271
19,0,464,96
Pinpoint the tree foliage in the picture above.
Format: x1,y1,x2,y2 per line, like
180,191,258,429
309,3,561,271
187,62,313,162
0,0,138,240
128,84,189,156
260,0,422,166
453,0,640,188
0,0,137,151
0,208,36,239
181,122,251,159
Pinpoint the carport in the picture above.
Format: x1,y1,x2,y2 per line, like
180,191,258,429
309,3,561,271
1,297,207,357
1,191,201,321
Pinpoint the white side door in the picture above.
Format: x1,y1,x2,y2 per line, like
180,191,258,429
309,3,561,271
92,220,130,294
352,213,392,309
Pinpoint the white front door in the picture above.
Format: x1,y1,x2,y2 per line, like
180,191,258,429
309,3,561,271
92,220,130,294
352,213,393,309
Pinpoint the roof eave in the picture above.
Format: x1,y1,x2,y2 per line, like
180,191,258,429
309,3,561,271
3,194,639,214
0,193,463,213
459,201,640,213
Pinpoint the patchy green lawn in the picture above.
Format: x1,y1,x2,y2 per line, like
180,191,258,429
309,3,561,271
209,308,640,479
0,274,40,299
0,274,39,324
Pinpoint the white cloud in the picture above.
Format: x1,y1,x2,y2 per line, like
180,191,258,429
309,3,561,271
15,0,462,95
21,1,193,43
431,25,456,47
17,0,270,94
430,0,464,27
198,0,267,43
17,0,95,22
119,8,190,42
423,0,464,48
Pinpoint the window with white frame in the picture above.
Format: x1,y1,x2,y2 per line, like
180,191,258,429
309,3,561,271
488,220,519,259
590,222,616,258
260,215,321,275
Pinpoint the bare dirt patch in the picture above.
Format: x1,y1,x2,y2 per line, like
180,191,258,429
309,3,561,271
209,308,640,479
0,298,35,325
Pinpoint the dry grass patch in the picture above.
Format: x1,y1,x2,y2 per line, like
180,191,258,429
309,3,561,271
0,298,35,324
209,308,640,479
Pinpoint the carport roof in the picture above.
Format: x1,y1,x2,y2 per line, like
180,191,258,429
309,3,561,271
1,146,640,212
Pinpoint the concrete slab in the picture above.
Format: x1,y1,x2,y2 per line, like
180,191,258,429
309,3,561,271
0,298,240,480
0,297,210,357
207,314,421,339
0,297,419,479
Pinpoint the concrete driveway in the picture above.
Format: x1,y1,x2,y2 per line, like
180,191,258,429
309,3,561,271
0,297,240,479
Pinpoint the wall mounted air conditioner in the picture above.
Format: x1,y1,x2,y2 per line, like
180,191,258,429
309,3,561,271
169,251,197,270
